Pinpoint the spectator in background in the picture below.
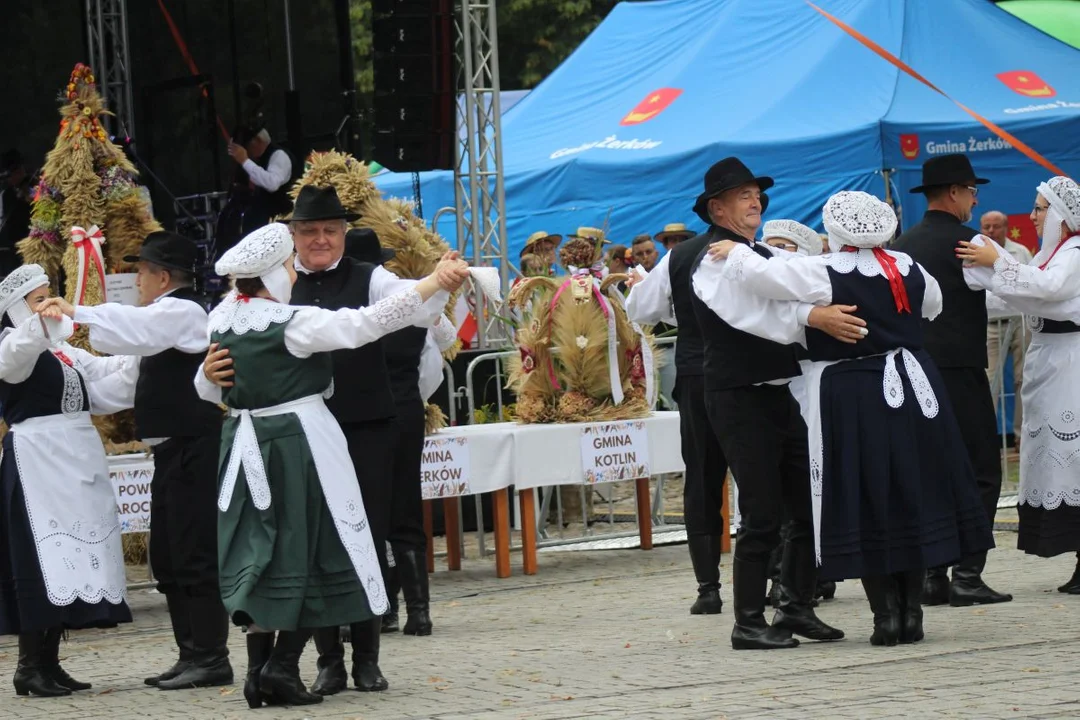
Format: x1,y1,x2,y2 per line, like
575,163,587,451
520,231,561,277
655,223,695,252
0,149,31,276
631,234,659,271
981,210,1032,449
605,244,630,294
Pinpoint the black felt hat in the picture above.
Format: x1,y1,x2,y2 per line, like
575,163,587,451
344,228,395,264
288,185,361,222
909,154,990,194
693,157,773,225
123,231,197,272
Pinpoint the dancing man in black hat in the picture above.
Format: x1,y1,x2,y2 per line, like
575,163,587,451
40,231,232,689
687,157,862,650
893,153,1012,607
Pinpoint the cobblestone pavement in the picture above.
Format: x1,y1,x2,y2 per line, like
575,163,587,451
3,531,1079,720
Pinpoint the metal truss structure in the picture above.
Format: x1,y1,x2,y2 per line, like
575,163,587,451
85,0,136,138
453,0,510,349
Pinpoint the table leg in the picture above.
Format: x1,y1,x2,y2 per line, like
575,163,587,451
422,500,435,573
492,489,511,578
519,488,538,575
720,473,732,554
635,477,653,551
443,497,462,571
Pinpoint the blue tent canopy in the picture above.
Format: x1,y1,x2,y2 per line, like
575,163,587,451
375,0,1080,260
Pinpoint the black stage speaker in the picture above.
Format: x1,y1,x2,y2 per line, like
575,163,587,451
371,0,456,172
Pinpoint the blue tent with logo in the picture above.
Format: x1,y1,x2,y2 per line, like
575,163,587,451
375,0,1080,261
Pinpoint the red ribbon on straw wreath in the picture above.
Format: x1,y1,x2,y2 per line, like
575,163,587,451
804,1,1070,179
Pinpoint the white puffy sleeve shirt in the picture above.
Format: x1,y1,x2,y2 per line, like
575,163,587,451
965,235,1080,321
625,251,676,326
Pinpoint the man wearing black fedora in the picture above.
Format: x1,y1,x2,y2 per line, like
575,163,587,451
39,231,233,689
894,153,1012,608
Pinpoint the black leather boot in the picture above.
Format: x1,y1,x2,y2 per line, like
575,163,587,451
350,618,389,691
815,580,837,601
771,541,844,642
157,594,234,690
860,576,900,647
145,591,195,686
243,632,275,709
13,631,71,697
309,626,348,696
382,587,400,633
950,553,1013,606
1057,552,1080,594
730,558,799,650
896,569,924,644
764,541,783,608
41,627,90,691
399,548,434,635
922,566,950,606
687,535,723,615
259,630,322,706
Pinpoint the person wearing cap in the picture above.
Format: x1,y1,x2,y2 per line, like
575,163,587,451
761,219,824,256
520,231,561,277
39,231,233,691
195,223,467,708
631,234,659,272
343,228,456,637
893,153,1012,608
688,156,860,651
655,223,695,252
0,264,133,697
957,176,1080,596
708,190,994,646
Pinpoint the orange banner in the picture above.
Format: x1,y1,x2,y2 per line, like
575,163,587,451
805,1,1069,179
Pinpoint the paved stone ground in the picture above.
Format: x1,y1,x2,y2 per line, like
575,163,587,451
3,530,1079,720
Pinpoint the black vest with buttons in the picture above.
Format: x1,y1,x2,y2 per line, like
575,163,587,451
134,287,224,439
666,230,716,376
290,258,398,423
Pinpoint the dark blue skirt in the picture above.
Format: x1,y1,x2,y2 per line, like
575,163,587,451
816,350,994,581
0,433,132,635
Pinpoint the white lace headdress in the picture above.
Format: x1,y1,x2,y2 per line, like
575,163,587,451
215,223,294,279
1038,176,1080,233
822,191,897,249
0,264,49,325
762,219,823,256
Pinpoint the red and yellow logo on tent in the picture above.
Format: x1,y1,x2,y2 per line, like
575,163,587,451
620,88,682,126
899,134,919,160
996,70,1056,98
1008,213,1039,254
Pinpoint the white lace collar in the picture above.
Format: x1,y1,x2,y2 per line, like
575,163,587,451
826,248,913,277
208,290,296,335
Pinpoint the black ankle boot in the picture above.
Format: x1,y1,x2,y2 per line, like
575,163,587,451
687,535,724,615
243,632,275,709
950,553,1012,606
1058,553,1080,594
922,566,950,606
896,570,924,644
259,630,322,706
41,627,90,691
309,626,348,696
350,618,389,691
815,580,837,601
157,594,234,690
13,631,71,697
398,548,434,635
730,559,799,650
770,541,844,642
382,563,401,633
861,575,900,646
145,591,195,686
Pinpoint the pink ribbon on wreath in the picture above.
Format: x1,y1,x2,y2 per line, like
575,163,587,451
70,225,108,306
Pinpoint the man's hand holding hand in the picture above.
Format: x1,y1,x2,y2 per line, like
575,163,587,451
808,304,867,345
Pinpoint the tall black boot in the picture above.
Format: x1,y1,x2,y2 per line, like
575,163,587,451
1058,552,1080,594
950,552,1013,606
922,566,950,606
242,632,275,709
42,627,90,691
399,547,434,635
771,540,844,642
309,626,348,696
730,558,799,650
145,591,194,686
687,535,724,614
158,593,234,690
765,541,783,608
259,630,322,706
860,575,900,646
896,569,924,644
382,564,400,634
350,618,389,691
13,631,70,697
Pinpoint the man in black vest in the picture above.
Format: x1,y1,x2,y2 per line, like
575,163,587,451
687,157,857,650
219,125,295,260
42,231,232,689
281,187,456,695
892,154,1012,607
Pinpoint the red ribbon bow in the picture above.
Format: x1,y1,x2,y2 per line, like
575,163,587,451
842,246,911,314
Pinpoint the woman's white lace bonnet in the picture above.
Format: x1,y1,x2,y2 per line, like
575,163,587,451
822,191,897,249
215,223,294,278
0,264,49,319
1038,176,1080,232
762,219,823,256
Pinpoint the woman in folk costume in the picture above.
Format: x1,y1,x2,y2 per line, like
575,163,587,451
195,223,467,708
706,191,993,646
0,264,132,697
957,176,1080,593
